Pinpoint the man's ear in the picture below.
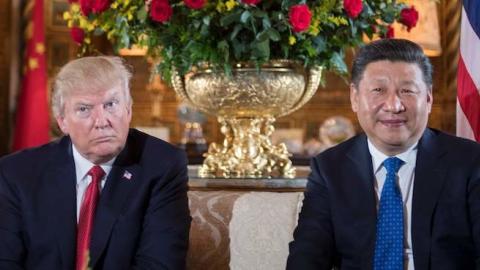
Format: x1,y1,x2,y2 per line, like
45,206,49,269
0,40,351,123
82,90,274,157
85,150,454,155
126,103,132,123
426,86,433,114
56,115,69,135
350,83,359,112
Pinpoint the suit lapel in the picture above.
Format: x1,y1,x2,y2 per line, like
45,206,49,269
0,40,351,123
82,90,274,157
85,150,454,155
89,133,143,267
345,135,377,269
44,137,77,269
411,129,447,269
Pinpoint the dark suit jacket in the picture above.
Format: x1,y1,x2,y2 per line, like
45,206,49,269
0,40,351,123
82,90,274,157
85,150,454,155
287,128,480,270
0,129,191,270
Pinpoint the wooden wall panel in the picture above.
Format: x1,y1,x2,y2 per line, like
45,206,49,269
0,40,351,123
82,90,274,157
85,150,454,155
0,0,11,155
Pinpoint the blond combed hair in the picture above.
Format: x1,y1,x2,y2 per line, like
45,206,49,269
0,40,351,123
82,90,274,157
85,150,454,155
52,56,133,118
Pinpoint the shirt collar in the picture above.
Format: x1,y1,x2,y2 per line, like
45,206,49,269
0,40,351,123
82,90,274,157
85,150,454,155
367,139,418,173
72,144,116,185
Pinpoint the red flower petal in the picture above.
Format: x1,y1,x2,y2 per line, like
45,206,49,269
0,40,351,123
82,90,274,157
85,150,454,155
70,27,85,44
184,0,206,9
149,0,173,23
400,5,419,32
242,0,260,5
343,0,363,19
289,4,312,33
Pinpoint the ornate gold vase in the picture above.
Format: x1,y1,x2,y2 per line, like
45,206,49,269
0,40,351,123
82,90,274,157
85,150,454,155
172,60,322,178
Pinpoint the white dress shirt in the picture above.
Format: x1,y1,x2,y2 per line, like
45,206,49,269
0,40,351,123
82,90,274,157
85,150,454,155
368,139,417,270
72,145,115,223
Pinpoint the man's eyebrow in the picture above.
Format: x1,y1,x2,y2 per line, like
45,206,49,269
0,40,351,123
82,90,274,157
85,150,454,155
73,101,93,106
369,77,390,83
399,80,421,86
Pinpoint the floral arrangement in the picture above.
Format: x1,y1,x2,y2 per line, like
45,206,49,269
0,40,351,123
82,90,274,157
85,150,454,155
64,0,418,81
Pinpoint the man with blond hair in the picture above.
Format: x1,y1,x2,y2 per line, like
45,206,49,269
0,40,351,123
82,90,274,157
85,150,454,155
0,56,191,270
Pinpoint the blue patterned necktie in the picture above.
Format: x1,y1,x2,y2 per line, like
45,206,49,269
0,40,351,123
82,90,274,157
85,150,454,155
374,157,404,270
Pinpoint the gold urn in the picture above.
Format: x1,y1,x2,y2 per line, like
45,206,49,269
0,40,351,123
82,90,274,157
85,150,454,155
172,60,322,178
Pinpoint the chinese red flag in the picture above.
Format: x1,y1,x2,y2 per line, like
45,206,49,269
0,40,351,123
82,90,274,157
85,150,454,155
12,0,50,151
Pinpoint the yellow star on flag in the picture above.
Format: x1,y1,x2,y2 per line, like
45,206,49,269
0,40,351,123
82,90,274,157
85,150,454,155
35,43,45,54
28,58,38,70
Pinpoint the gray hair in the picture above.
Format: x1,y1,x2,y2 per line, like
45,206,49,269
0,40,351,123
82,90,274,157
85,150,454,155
52,56,133,117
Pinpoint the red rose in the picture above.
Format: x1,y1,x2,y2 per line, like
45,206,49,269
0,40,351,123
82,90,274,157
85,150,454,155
149,0,173,23
242,0,260,5
400,5,419,32
289,4,312,33
184,0,206,9
70,27,85,44
79,0,92,15
343,0,363,19
385,25,394,38
91,0,111,13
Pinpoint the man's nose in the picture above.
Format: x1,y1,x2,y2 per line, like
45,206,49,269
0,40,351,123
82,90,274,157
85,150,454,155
93,107,109,128
383,91,405,113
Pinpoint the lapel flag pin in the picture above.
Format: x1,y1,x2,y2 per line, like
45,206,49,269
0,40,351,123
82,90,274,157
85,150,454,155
123,170,132,180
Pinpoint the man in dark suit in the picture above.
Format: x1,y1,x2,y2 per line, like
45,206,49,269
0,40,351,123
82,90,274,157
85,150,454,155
0,56,191,270
287,39,480,269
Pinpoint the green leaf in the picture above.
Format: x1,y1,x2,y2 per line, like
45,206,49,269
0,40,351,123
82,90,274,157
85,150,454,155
200,24,209,36
217,40,229,62
136,6,147,23
251,9,267,18
230,24,243,40
193,20,201,29
252,39,270,59
232,40,245,59
272,11,283,21
313,36,327,53
358,21,370,29
363,2,374,16
220,10,242,27
349,18,357,36
203,16,211,26
256,30,269,42
240,10,251,24
93,28,105,36
262,17,271,29
330,52,348,74
382,6,397,24
121,31,130,48
382,13,395,24
280,43,289,58
267,28,280,41
223,63,232,77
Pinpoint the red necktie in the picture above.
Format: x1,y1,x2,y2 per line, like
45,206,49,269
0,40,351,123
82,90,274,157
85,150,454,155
76,165,105,270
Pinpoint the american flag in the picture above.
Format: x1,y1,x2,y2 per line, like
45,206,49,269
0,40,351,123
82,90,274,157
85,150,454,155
457,0,480,142
123,170,132,180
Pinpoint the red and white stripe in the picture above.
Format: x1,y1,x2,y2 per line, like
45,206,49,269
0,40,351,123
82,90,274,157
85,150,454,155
457,6,480,142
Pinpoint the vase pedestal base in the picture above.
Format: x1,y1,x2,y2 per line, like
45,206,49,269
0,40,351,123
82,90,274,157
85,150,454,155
198,116,295,179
